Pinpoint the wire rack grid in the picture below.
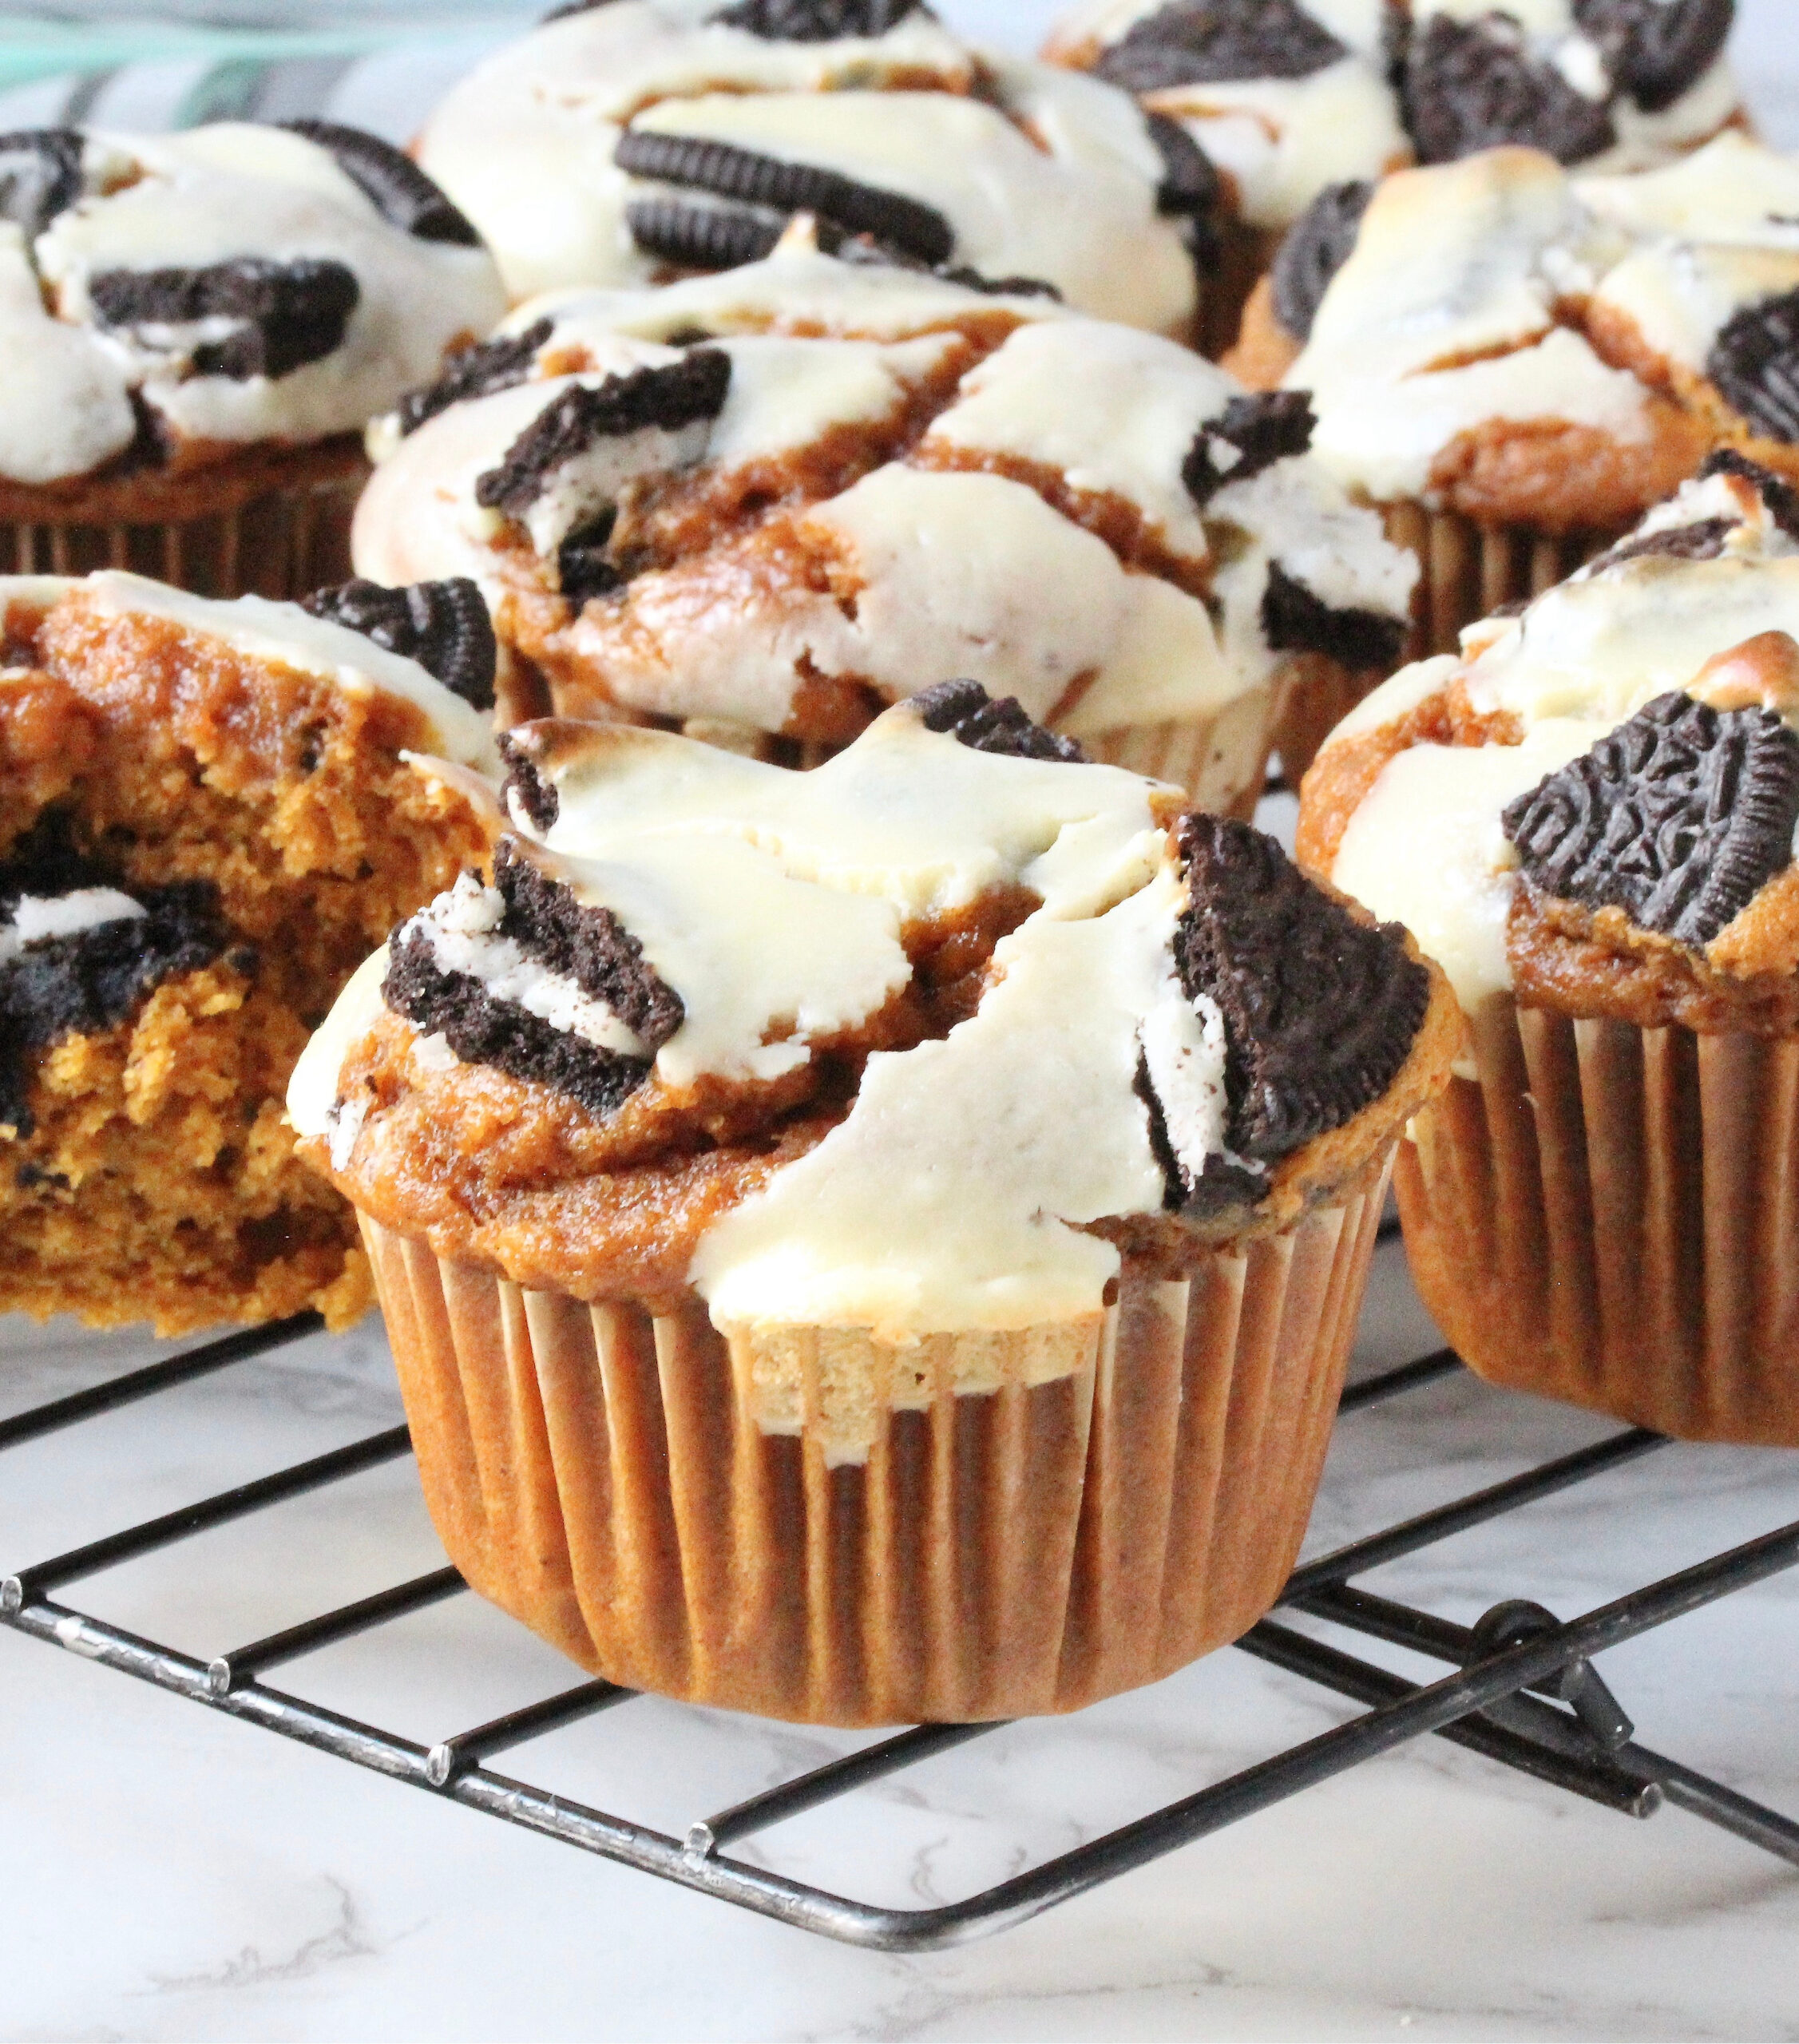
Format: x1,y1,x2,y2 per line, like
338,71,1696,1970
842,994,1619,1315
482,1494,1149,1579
2,1281,1797,1955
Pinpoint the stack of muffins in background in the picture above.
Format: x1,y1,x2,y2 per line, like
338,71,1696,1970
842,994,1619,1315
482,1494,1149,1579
2,0,1793,1730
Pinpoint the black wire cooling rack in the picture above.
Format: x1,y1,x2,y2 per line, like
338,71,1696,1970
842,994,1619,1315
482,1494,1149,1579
3,1274,1797,1954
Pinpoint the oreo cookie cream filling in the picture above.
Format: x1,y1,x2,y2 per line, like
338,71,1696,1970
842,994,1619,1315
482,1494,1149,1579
0,123,504,489
414,0,1203,334
295,685,1448,1377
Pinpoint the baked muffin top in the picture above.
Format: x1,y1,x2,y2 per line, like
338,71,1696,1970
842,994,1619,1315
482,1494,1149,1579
1047,1,1738,232
1300,454,1799,1035
352,239,1416,747
0,123,507,492
293,686,1455,1385
410,0,1209,334
1235,133,1799,530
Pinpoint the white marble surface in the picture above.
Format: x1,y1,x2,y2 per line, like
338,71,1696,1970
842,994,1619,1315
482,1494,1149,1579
2,1233,1796,2043
3,6,1799,2037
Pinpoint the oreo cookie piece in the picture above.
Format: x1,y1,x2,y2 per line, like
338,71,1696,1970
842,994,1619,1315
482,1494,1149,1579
1094,1,1348,91
933,264,1062,300
1261,561,1406,671
1171,812,1430,1171
557,512,627,605
0,128,83,240
1501,691,1799,948
1571,0,1734,114
474,349,732,518
1697,449,1799,541
283,120,481,246
1588,517,1737,573
1144,113,1221,223
616,129,955,268
0,814,236,1139
88,258,360,380
384,841,683,1119
913,679,1087,762
499,732,560,833
396,317,553,438
1183,390,1317,507
1707,286,1799,445
707,0,929,36
1270,178,1371,343
626,196,792,273
302,577,497,712
1403,13,1617,164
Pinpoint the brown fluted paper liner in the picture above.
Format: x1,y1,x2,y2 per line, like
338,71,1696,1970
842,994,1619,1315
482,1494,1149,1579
1383,505,1624,659
1084,679,1281,822
361,1172,1387,1725
2,468,362,600
1271,654,1390,787
1398,998,1799,1446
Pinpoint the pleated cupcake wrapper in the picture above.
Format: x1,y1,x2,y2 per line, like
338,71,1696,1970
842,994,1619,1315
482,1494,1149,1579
1084,679,1280,822
1397,997,1799,1446
1382,504,1623,659
360,1170,1387,1726
1271,652,1391,787
2,471,361,600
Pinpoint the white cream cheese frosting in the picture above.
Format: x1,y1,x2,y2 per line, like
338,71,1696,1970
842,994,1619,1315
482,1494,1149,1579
0,123,505,489
413,0,1198,334
354,246,1416,743
1324,460,1799,1015
1287,134,1799,505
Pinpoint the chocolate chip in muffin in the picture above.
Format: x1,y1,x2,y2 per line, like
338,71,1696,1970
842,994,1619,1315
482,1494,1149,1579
303,577,498,712
627,195,794,272
0,128,84,240
616,129,955,268
499,733,560,832
1403,12,1617,165
383,841,684,1118
88,257,361,381
1502,691,1799,948
1183,390,1317,506
1094,1,1348,92
1270,178,1372,343
283,121,481,246
913,679,1088,763
1261,560,1406,672
396,318,553,438
1698,449,1799,541
0,814,236,1139
474,349,733,518
1171,812,1430,1169
707,0,929,37
1707,286,1799,445
1572,0,1734,114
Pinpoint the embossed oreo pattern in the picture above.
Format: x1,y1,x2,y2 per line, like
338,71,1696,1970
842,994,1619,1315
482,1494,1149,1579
1502,691,1799,947
1404,12,1617,164
1094,0,1348,93
914,680,1088,763
303,577,498,712
1708,286,1799,445
1173,810,1430,1166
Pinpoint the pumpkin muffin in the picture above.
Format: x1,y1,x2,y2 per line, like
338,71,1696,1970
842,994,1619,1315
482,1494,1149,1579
1229,133,1799,656
0,570,498,1335
410,0,1211,337
1300,452,1799,1445
0,121,505,597
292,683,1456,1723
354,236,1416,801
